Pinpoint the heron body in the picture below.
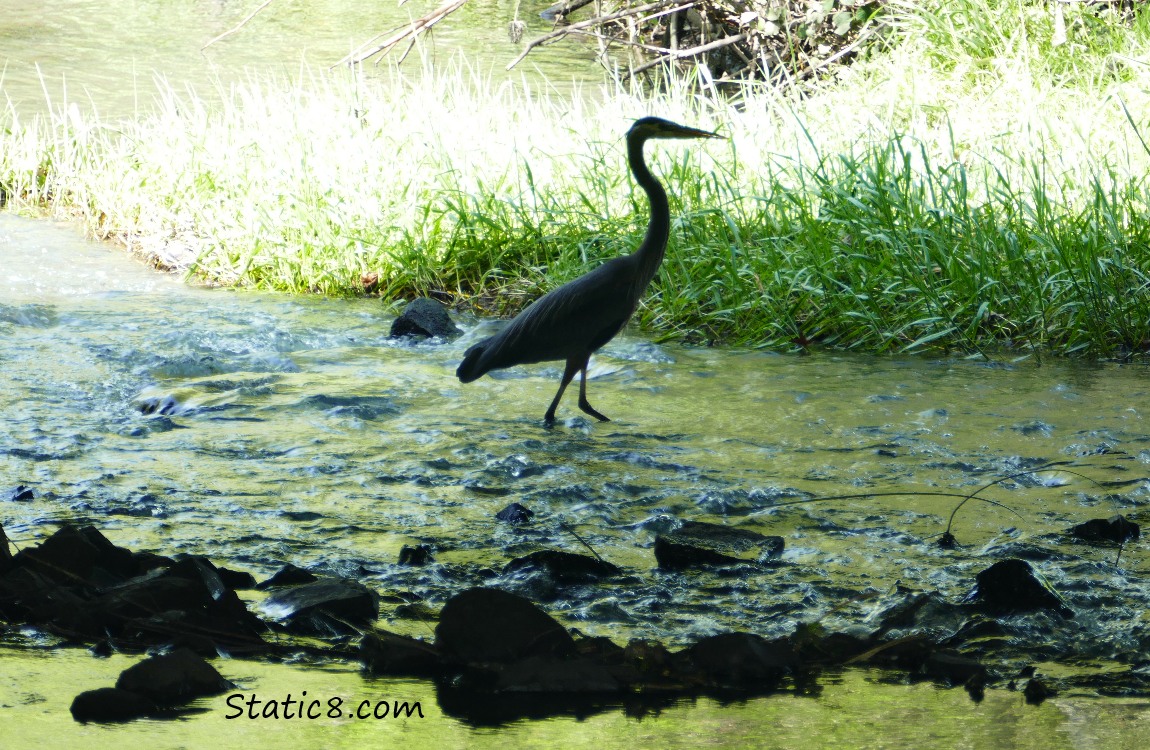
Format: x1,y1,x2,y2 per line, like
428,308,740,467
456,117,719,425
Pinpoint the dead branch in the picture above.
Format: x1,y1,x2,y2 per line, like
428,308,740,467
201,0,276,51
627,32,748,77
507,1,697,70
334,0,469,68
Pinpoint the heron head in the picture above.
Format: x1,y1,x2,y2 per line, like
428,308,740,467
627,117,721,141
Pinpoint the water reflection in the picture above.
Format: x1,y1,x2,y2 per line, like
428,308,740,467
3,645,1149,748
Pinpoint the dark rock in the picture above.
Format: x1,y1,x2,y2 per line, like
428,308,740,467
496,503,534,524
1070,515,1140,544
0,522,11,564
937,531,959,549
5,485,34,502
860,635,934,671
361,631,443,677
495,655,623,693
70,687,156,723
78,560,266,652
462,480,511,496
922,650,987,685
398,544,434,566
654,521,784,570
965,673,986,702
968,559,1072,617
133,551,177,573
256,563,318,590
13,524,140,587
116,647,232,706
1023,677,1055,704
503,550,621,583
794,630,870,664
216,566,257,590
674,632,797,690
435,587,575,664
388,297,462,339
265,578,379,635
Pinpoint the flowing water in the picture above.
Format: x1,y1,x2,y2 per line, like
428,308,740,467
3,2,1150,741
3,213,1150,746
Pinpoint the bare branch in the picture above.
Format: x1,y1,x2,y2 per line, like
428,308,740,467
626,32,747,77
334,0,469,68
507,1,698,70
201,0,276,51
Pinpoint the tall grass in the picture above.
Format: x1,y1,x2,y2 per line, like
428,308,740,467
3,1,1150,356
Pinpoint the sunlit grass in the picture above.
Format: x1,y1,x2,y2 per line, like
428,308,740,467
3,1,1150,355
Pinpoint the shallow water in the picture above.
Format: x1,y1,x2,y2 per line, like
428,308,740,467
4,645,1150,750
0,0,598,117
2,211,1150,743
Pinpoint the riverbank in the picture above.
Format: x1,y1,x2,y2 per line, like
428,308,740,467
3,2,1150,356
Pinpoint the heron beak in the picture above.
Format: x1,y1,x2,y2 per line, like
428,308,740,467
671,124,722,139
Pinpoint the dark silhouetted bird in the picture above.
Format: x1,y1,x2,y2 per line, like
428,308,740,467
456,117,720,425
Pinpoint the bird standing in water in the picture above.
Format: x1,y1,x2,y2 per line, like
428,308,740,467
456,117,720,425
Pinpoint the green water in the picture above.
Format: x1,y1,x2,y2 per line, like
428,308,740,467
3,645,1149,750
0,0,598,116
2,212,1150,744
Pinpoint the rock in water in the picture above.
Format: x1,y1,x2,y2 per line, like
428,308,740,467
115,648,232,706
389,297,462,339
70,687,157,723
435,587,575,664
264,578,380,636
654,520,784,570
968,559,1072,617
1069,515,1139,544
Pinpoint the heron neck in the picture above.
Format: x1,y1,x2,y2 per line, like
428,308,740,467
628,134,670,290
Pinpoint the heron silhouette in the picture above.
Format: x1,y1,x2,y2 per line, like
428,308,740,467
456,117,720,425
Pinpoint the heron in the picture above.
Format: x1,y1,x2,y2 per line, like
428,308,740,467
456,117,720,425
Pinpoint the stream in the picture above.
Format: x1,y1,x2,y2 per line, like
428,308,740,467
3,0,1150,742
3,212,1150,746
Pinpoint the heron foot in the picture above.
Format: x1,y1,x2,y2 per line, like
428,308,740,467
578,400,610,422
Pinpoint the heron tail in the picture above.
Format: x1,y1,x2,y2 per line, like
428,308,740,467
456,343,488,383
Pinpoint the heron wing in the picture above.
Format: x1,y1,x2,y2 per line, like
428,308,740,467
469,256,640,373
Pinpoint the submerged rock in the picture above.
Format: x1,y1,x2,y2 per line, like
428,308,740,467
388,297,462,340
654,520,784,570
967,559,1073,618
503,550,621,583
1069,515,1140,544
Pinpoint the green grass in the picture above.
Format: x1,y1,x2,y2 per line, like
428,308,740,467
3,1,1150,356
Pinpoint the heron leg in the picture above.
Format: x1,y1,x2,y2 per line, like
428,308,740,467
543,359,581,426
577,364,610,422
